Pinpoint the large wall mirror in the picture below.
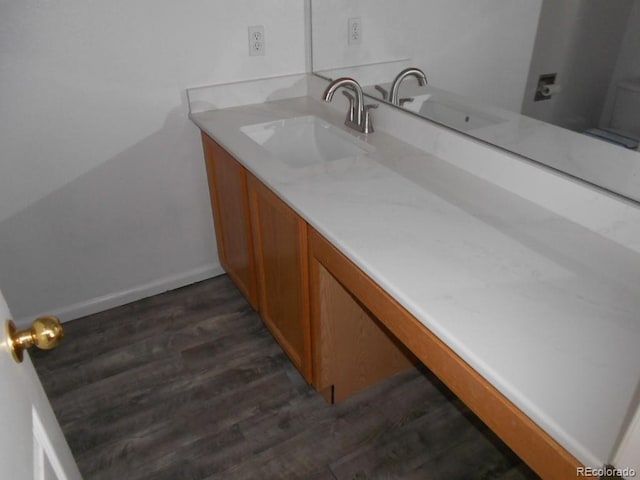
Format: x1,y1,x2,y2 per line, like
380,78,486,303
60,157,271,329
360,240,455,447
310,0,640,204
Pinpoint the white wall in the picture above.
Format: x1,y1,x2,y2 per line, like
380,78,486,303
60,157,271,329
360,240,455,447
0,0,307,324
600,0,640,129
312,0,542,112
521,0,633,132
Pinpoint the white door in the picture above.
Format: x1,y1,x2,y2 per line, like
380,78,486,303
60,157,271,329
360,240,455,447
0,290,82,480
613,403,640,478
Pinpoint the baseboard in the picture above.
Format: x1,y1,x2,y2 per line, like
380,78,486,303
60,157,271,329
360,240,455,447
15,263,225,327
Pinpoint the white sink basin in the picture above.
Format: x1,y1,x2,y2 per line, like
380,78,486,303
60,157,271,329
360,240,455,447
241,115,373,168
405,94,505,132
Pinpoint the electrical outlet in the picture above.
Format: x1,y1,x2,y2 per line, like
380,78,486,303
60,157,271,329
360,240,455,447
348,17,362,45
248,25,265,56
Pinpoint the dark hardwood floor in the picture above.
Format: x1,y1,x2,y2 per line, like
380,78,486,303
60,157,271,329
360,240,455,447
32,275,539,480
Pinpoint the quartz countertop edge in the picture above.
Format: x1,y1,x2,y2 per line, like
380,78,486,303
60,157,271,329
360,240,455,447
190,95,640,469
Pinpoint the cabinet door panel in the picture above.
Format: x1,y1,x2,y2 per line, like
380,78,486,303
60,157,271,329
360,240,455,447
311,247,417,403
248,174,311,382
201,133,259,310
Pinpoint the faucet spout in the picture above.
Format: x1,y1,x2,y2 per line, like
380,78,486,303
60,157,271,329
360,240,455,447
389,67,428,105
323,77,365,125
323,77,375,133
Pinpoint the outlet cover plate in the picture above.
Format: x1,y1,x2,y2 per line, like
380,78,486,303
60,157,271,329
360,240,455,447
248,25,265,56
348,17,362,45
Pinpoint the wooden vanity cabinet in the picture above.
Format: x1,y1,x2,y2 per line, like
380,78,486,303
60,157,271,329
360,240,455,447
201,132,414,389
247,174,312,382
201,132,311,382
201,133,259,310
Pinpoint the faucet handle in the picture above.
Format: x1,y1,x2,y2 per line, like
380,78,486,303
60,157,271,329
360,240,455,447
374,85,388,100
342,90,356,123
362,103,378,134
342,89,355,102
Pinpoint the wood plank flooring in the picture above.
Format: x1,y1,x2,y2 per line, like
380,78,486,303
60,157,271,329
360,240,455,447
32,275,539,480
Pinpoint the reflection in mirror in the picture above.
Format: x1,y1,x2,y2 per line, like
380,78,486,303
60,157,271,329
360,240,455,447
311,0,640,203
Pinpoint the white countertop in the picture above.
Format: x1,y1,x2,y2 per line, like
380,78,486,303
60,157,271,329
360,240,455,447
190,95,640,468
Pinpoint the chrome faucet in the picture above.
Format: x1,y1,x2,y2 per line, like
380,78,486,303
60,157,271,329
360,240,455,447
389,67,428,105
323,77,377,134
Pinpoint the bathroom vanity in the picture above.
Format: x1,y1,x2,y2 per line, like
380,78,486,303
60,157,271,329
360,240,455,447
188,76,640,479
200,123,415,396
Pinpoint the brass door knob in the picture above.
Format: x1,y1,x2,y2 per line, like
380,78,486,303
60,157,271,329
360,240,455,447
5,316,64,363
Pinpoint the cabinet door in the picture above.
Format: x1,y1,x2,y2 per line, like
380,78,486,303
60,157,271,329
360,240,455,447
308,229,417,403
247,174,312,382
201,133,259,310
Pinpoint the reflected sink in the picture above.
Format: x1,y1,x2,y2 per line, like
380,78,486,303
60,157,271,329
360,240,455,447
406,94,505,132
241,115,373,168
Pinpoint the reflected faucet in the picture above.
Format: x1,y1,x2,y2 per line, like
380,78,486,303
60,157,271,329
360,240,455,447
389,67,428,105
323,77,377,134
